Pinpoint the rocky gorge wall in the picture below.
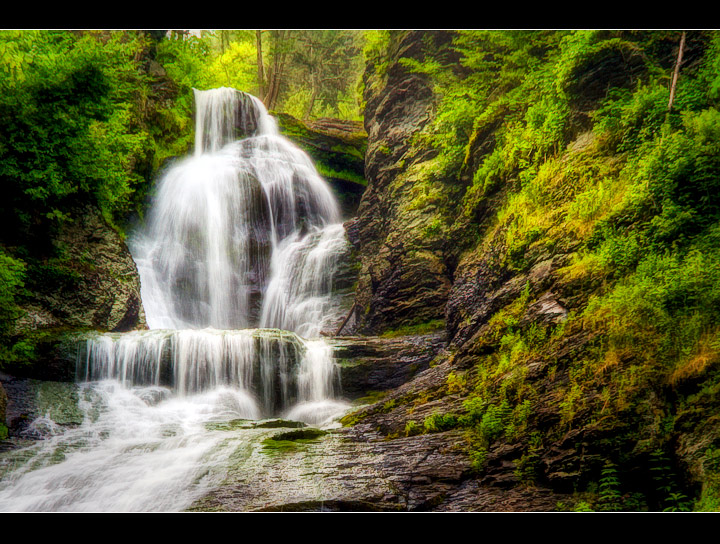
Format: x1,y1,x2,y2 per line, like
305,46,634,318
349,31,457,336
340,30,720,511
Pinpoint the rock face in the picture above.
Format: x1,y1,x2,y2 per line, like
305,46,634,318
15,206,146,338
351,30,456,335
330,332,447,398
275,113,367,219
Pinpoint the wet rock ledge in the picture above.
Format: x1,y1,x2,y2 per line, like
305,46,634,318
329,331,447,399
188,332,567,512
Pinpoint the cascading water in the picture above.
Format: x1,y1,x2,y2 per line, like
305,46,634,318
0,88,352,512
132,88,346,333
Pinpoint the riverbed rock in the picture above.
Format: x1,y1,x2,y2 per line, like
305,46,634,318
188,357,568,512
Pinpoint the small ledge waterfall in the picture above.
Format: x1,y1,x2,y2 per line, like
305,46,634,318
0,88,352,512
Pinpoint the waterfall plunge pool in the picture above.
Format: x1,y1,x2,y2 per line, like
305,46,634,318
0,328,352,512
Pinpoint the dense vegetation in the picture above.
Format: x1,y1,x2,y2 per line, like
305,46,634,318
359,29,720,511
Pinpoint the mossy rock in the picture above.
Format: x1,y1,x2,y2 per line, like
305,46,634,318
205,418,309,433
35,381,83,426
251,419,308,429
270,428,327,441
260,427,328,456
205,419,255,432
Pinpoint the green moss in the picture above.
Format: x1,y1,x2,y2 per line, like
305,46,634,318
315,163,367,186
260,428,327,456
352,390,389,406
380,319,445,339
339,410,366,427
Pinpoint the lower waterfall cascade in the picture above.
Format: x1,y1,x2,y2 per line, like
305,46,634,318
0,88,353,512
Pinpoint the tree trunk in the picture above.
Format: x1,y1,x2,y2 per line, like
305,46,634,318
305,77,318,120
264,30,287,111
220,30,228,54
256,30,265,101
668,31,687,112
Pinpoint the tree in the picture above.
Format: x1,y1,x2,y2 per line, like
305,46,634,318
668,31,687,112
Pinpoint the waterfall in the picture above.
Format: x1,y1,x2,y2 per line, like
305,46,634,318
0,88,352,512
131,88,345,333
76,328,341,418
123,87,348,417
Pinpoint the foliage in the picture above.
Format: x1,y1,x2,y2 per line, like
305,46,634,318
390,29,720,508
423,412,458,433
695,447,720,511
0,250,27,364
0,30,192,234
157,30,367,122
0,250,26,334
649,450,694,512
404,420,422,437
0,29,190,362
596,461,624,511
514,432,543,486
157,31,256,94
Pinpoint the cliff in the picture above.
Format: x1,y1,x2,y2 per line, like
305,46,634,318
339,29,720,511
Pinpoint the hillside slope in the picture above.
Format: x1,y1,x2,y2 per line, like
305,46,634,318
345,29,720,511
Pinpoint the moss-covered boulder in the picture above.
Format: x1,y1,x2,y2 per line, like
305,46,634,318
275,113,367,219
14,205,146,338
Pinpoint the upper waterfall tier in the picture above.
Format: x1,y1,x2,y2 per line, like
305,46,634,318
193,87,279,154
129,88,347,334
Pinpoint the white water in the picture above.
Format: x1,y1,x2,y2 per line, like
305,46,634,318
0,88,352,512
131,89,345,331
0,383,260,512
